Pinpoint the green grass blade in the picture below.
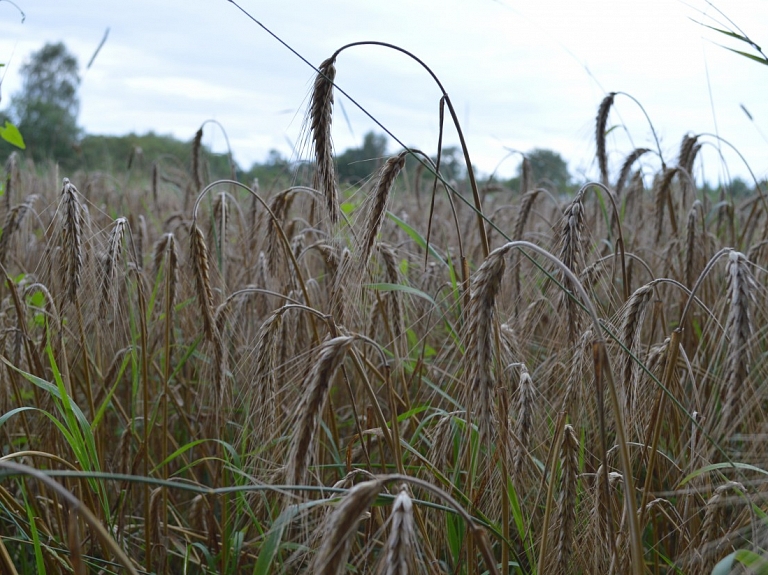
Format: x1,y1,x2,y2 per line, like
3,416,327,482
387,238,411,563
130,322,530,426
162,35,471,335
387,211,447,266
21,485,45,575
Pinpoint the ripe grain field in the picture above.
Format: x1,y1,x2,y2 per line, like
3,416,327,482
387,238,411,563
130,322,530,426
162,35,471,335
0,46,767,575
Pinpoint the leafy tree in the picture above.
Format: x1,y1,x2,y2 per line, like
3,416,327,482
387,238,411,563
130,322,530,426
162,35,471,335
509,148,571,192
243,148,292,189
6,42,81,166
78,132,235,178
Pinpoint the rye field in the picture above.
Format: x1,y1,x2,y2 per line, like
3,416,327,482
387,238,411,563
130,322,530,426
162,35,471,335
0,53,767,575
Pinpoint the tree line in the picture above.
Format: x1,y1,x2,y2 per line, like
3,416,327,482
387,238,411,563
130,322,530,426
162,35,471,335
11,41,761,200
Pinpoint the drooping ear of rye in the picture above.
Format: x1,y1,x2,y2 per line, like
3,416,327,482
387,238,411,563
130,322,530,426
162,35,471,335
192,126,203,192
722,251,755,432
596,92,616,186
360,151,407,269
313,478,383,575
465,244,512,445
558,192,585,343
286,335,354,488
519,155,533,194
189,221,217,341
311,56,339,225
619,282,654,432
100,217,128,317
557,423,579,575
513,365,534,478
383,485,415,575
60,178,83,305
615,148,649,197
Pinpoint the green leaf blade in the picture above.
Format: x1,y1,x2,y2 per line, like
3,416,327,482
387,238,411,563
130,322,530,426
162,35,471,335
0,121,26,149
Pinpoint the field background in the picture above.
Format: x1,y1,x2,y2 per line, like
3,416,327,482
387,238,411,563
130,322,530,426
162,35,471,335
1,4,768,575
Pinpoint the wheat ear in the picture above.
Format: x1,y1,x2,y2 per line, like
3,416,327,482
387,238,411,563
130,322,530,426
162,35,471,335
286,335,354,488
678,134,700,174
653,167,678,243
191,127,203,192
60,178,83,304
559,192,585,342
596,92,616,185
615,148,650,196
465,243,512,444
619,282,654,431
360,151,407,269
189,221,217,341
697,481,745,571
722,251,755,432
684,201,702,289
100,217,128,317
519,155,533,193
0,194,36,266
312,478,383,575
512,189,540,313
383,485,415,575
311,56,339,224
513,365,534,478
250,311,283,445
557,423,579,575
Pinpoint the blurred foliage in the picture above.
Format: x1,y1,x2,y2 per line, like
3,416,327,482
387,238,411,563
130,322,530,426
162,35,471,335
337,131,388,184
5,42,81,168
506,148,574,193
78,132,234,180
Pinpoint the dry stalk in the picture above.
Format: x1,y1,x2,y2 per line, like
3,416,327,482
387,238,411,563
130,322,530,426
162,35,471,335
67,509,86,575
148,486,165,564
4,151,18,211
136,214,147,270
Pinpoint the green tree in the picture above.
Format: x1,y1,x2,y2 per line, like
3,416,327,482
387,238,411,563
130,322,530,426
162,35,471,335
511,148,571,192
7,42,81,166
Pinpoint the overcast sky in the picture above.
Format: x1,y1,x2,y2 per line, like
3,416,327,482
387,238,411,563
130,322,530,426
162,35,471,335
0,0,766,183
